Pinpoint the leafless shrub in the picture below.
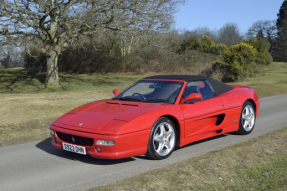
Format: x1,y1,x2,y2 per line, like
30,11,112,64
182,27,217,42
217,23,243,47
245,20,277,54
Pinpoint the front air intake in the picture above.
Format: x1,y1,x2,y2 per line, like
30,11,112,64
56,132,94,146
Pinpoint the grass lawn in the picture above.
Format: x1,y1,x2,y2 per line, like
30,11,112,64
230,62,287,98
0,69,146,146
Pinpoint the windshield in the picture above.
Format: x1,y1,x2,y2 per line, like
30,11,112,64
113,80,184,103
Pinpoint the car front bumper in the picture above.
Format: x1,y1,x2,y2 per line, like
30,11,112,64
50,125,150,159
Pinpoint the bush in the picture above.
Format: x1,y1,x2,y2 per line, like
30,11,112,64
24,47,46,71
195,35,215,53
243,38,273,65
182,35,228,55
180,36,198,52
210,43,228,55
218,42,258,81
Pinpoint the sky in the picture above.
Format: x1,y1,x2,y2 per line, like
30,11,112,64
174,0,283,34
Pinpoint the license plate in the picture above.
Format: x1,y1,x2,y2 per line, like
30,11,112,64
62,142,86,155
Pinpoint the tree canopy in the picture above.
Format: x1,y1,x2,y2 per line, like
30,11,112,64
0,0,184,86
277,0,287,29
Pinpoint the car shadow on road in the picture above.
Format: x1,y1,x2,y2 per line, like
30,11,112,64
134,134,229,160
35,138,136,165
36,134,234,163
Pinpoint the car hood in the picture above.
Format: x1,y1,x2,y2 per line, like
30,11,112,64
60,100,161,130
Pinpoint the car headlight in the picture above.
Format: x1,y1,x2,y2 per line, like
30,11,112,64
97,140,115,145
50,130,55,136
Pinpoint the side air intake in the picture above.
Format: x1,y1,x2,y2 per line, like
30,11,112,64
216,114,225,126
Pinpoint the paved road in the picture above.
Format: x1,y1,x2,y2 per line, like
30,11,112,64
1,94,287,191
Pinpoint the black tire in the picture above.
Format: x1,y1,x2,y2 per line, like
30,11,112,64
146,117,177,160
237,101,256,135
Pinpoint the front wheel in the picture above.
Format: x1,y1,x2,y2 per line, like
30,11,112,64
237,101,256,135
146,117,177,160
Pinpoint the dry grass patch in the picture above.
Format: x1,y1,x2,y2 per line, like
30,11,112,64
89,127,287,191
0,70,146,146
0,91,111,146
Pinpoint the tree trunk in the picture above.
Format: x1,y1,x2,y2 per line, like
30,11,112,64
45,50,60,87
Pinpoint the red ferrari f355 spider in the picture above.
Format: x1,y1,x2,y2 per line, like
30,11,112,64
49,75,260,160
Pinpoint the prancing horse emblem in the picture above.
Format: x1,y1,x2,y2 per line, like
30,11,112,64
72,137,75,143
79,123,83,126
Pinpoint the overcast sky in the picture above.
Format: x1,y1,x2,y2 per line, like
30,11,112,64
175,0,283,34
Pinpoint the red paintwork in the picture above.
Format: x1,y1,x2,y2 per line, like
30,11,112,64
113,89,119,96
180,93,202,103
49,80,260,159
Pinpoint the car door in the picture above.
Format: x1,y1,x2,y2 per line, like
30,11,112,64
180,80,227,138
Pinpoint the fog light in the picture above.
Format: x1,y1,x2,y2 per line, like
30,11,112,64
50,130,55,136
95,146,100,152
97,140,115,145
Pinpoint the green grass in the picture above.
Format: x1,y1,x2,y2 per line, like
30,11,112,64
230,62,287,98
0,68,146,93
89,127,287,191
0,68,147,146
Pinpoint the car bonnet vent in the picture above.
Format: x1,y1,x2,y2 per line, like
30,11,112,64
105,102,120,105
105,102,138,106
121,103,138,107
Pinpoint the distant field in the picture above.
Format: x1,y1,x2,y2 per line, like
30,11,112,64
0,62,287,146
230,62,287,98
0,68,145,94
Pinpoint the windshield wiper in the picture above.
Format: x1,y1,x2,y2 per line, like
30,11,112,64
146,99,171,103
118,97,142,102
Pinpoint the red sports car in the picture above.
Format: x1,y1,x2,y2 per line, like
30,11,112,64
49,75,260,160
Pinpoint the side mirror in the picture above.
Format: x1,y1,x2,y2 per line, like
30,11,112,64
181,93,202,103
113,89,119,96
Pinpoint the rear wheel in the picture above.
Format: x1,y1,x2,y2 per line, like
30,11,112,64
146,117,176,160
237,101,256,135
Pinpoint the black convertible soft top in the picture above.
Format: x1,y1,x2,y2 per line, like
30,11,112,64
143,75,234,96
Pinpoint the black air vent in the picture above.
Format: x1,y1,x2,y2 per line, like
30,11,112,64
121,103,138,106
216,114,225,126
56,132,94,146
106,102,120,105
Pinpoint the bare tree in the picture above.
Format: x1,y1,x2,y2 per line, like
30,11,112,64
245,20,277,54
182,27,217,42
0,44,22,68
0,0,184,86
217,23,242,47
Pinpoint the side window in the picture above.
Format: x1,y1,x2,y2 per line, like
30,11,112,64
182,80,215,103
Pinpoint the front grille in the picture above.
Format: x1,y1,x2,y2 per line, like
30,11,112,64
56,132,94,146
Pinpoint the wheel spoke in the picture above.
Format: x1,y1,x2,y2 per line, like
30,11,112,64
160,125,165,136
165,131,172,139
245,107,249,115
243,120,248,128
242,114,247,120
154,135,162,143
249,113,254,120
157,142,164,152
165,141,171,149
247,120,251,127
